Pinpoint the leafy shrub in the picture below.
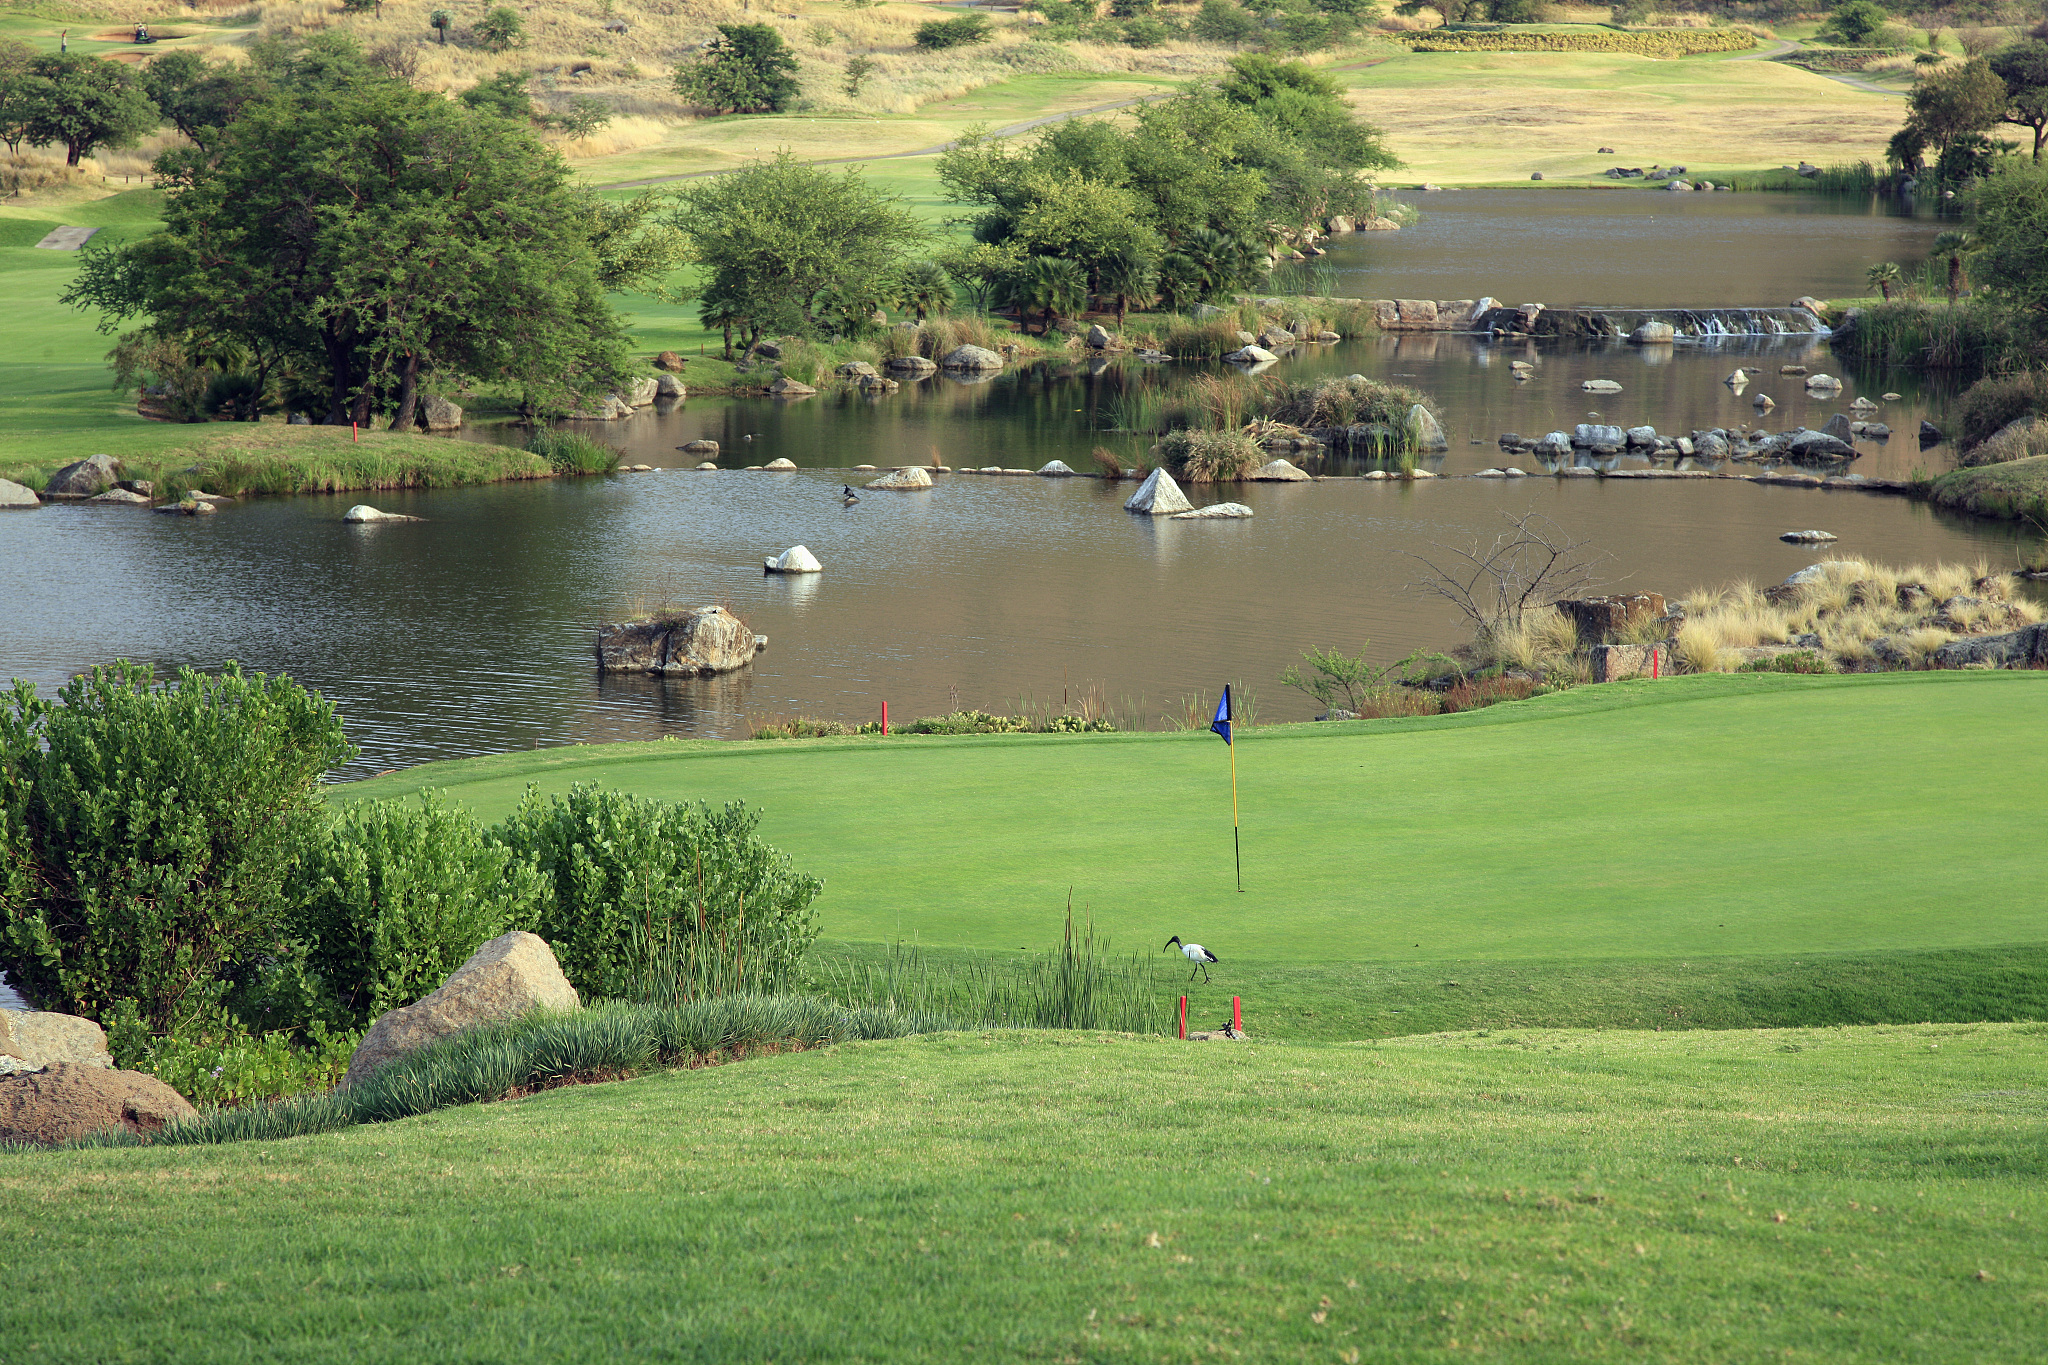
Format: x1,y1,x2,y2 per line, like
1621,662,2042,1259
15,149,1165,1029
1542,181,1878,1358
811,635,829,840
491,785,823,1001
673,23,800,114
748,715,858,739
1401,28,1754,56
915,14,993,49
525,427,621,473
130,1025,358,1108
291,793,550,1027
1191,0,1260,42
1120,16,1172,46
1957,371,2048,449
0,662,354,1035
900,709,1032,735
1736,651,1835,674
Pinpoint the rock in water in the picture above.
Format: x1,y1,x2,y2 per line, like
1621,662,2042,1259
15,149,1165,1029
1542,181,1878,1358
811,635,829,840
762,457,798,470
87,488,150,505
1084,324,1113,349
595,605,766,676
42,453,122,497
865,466,933,490
1124,468,1193,516
941,345,1003,371
1919,420,1941,443
0,478,40,508
1724,370,1749,389
154,499,218,516
1037,460,1076,476
343,932,581,1087
1409,404,1448,452
1170,502,1255,519
1820,413,1854,441
1581,379,1623,393
767,378,816,397
886,355,938,375
764,545,823,573
1223,346,1277,364
0,1063,197,1146
343,505,421,523
1781,530,1839,543
682,439,720,455
835,361,878,379
1804,373,1842,390
655,374,686,399
1252,458,1312,481
1630,321,1676,345
0,1010,113,1068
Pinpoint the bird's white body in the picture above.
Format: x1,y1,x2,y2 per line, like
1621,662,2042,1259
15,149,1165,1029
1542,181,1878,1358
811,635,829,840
1164,935,1218,982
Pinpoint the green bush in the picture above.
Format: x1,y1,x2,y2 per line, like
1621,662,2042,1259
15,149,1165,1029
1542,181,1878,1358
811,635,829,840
291,793,550,1027
915,14,993,49
128,1025,359,1108
473,6,525,51
1831,299,2041,378
1957,371,2048,450
0,663,354,1035
1402,28,1754,57
1158,427,1263,482
491,785,823,1001
1736,651,1835,675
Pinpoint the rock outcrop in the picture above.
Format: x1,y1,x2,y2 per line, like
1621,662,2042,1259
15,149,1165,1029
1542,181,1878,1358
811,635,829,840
767,378,816,397
419,396,463,431
0,1010,113,1068
595,606,766,676
1555,594,1668,646
0,1063,197,1146
1124,468,1193,516
941,345,1003,371
0,478,40,508
865,466,934,490
1588,642,1671,683
343,932,580,1087
42,454,122,498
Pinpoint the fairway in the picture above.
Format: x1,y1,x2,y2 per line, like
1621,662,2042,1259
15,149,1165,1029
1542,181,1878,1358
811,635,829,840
3,1025,2041,1361
345,673,2048,965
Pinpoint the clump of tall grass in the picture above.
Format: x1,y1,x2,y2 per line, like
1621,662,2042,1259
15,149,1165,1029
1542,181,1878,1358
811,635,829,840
1957,417,2048,468
746,714,859,740
916,315,1011,358
1157,427,1262,482
1161,315,1251,359
819,904,1170,1036
1260,374,1432,432
524,428,620,474
1834,299,2042,378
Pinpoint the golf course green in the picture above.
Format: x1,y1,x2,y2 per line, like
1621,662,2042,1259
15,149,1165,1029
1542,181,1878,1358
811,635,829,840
345,672,2048,966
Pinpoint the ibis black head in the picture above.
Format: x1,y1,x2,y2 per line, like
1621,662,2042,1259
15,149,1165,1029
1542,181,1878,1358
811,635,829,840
1165,935,1181,950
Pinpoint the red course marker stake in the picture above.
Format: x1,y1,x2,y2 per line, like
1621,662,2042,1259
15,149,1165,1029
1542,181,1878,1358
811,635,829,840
881,700,889,735
1233,996,1242,1032
351,422,358,444
1178,996,1188,1040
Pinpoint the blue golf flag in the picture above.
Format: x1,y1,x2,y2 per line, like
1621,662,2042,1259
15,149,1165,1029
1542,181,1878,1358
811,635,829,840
1210,686,1232,746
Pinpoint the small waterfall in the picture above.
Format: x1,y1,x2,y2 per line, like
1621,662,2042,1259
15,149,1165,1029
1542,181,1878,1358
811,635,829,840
1471,306,1827,339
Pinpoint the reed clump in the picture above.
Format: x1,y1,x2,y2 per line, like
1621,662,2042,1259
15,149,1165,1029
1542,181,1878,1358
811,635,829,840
1157,427,1262,482
524,428,621,474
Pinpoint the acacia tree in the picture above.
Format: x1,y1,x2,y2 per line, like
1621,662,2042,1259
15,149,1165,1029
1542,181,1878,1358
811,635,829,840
672,24,799,113
669,152,926,331
1970,161,2048,314
140,50,268,159
23,52,156,166
67,76,639,425
1906,58,2009,172
1989,40,2048,162
0,40,42,155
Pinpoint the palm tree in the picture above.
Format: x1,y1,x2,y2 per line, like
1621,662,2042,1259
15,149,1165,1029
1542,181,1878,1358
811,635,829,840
1930,230,1974,303
699,296,744,360
1097,249,1157,330
1008,256,1088,336
896,261,955,323
1865,260,1903,301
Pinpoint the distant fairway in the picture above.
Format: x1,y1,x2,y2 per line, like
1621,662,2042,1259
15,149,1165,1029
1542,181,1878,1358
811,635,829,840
344,672,2048,967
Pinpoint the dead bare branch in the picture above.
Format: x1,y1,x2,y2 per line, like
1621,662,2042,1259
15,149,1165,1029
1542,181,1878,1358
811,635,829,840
1409,510,1615,641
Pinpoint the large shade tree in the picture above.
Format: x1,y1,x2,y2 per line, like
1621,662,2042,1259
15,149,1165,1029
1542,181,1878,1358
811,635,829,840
23,52,156,166
1989,40,2048,162
67,74,638,424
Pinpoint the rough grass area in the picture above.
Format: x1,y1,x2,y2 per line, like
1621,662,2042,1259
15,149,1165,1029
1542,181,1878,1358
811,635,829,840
340,672,2048,965
2,1026,2041,1361
0,425,552,497
1928,454,2048,525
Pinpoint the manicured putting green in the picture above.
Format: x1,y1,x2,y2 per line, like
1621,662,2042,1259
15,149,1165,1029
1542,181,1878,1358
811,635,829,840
344,672,2048,964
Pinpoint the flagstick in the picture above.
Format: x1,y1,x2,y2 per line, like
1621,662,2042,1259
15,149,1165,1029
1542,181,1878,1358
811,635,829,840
1229,731,1241,893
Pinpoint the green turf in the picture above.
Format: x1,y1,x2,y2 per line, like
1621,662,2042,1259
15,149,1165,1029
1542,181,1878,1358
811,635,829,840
343,672,2048,966
3,1024,2041,1362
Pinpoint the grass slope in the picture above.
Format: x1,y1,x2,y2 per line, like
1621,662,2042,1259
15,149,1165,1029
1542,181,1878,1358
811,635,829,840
344,672,2048,965
3,1025,2041,1362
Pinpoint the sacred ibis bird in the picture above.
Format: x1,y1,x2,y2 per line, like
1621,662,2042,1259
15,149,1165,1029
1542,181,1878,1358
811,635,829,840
840,485,860,506
1164,935,1218,983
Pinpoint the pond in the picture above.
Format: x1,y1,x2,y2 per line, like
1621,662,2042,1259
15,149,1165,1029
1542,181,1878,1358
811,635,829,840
0,191,2032,794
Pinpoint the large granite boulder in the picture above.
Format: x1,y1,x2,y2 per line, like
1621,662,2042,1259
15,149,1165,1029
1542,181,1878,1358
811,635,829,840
87,488,150,505
343,931,581,1087
0,1010,113,1068
865,466,934,490
1224,345,1277,365
1124,468,1192,516
595,605,766,676
1932,624,2048,669
941,345,1003,371
886,355,938,375
0,1063,196,1146
1555,593,1668,646
420,395,463,430
654,351,686,373
1588,642,1670,683
1630,321,1676,344
343,505,422,523
1785,431,1857,463
1409,404,1448,452
1171,502,1254,519
655,374,686,399
0,478,40,508
767,377,816,397
1252,458,1311,481
1533,432,1572,458
1574,424,1625,449
764,544,823,573
835,361,878,379
681,439,720,455
1084,324,1114,350
43,454,122,497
